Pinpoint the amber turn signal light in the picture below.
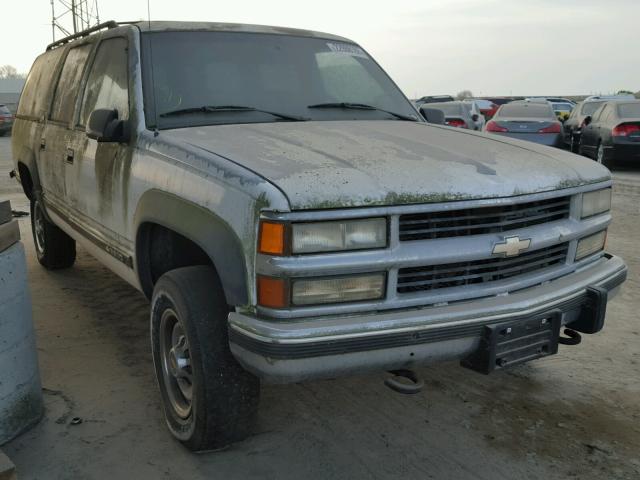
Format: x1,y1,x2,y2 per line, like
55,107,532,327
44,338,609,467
257,275,289,308
258,221,286,255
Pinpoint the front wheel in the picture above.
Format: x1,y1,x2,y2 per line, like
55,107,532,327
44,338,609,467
151,266,259,451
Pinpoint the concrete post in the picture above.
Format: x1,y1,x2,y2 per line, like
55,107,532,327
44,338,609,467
0,201,43,445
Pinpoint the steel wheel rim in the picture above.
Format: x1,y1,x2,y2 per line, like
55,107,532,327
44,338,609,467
34,203,46,254
159,308,194,419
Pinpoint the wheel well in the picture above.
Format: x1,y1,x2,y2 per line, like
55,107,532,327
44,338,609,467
136,223,214,299
17,162,34,200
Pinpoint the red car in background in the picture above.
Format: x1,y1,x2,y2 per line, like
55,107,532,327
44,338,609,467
476,97,515,119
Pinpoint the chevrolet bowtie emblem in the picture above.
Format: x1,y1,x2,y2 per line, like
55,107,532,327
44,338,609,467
492,236,531,257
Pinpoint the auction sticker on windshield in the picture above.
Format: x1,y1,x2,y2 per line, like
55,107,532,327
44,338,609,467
326,42,368,58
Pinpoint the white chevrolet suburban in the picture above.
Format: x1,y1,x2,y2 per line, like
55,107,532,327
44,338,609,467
11,21,626,451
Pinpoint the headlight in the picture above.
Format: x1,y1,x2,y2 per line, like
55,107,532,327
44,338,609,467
581,188,611,218
291,273,386,306
291,218,387,254
575,230,607,261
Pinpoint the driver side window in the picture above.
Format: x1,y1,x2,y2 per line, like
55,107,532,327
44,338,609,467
79,37,129,127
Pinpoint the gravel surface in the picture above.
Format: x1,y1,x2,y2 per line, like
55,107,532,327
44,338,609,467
1,136,639,479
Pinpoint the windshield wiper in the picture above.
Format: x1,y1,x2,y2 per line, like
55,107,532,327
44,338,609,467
307,102,418,121
159,105,307,121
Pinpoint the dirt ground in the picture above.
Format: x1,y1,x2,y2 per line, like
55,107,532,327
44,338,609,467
1,136,639,479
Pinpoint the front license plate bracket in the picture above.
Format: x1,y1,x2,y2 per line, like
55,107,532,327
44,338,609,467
461,311,562,374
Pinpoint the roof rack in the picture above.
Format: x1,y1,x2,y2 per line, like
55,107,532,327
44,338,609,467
46,21,119,51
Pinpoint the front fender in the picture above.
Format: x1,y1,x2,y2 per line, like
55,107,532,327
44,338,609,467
133,190,249,306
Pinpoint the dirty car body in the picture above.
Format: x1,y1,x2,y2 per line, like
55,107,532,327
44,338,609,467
11,21,626,449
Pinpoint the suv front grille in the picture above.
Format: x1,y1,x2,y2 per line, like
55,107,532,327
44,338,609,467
399,196,571,241
397,243,569,294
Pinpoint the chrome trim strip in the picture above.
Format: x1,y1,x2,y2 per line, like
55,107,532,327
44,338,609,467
233,255,625,342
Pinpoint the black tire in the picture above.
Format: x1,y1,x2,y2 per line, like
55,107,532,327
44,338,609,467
150,266,259,451
30,198,76,269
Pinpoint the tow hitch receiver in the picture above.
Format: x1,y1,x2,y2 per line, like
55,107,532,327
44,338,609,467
384,369,425,394
462,311,562,374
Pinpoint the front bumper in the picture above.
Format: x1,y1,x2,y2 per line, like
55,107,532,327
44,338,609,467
229,254,626,383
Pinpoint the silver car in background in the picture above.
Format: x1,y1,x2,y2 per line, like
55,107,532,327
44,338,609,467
484,100,564,147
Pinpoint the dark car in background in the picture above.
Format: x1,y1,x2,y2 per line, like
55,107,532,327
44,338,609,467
423,101,477,129
563,100,605,152
484,100,563,147
579,100,640,167
0,105,13,136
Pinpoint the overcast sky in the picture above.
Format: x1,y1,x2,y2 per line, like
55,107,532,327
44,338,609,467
3,0,638,97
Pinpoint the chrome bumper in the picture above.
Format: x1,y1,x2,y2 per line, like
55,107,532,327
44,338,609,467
229,254,627,383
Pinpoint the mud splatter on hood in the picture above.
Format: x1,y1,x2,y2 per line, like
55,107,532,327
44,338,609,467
162,121,611,210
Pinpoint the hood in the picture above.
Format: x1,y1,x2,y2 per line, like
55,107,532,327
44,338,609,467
162,121,610,210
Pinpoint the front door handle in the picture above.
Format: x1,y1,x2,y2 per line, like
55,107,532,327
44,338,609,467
65,147,75,164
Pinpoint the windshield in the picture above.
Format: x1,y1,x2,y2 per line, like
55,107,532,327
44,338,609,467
497,103,554,119
581,101,604,116
142,31,418,129
618,103,640,118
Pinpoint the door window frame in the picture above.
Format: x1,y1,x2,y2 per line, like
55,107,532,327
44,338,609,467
75,35,131,131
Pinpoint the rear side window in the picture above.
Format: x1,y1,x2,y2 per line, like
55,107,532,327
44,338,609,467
79,37,129,127
49,44,93,123
17,48,66,119
618,103,640,118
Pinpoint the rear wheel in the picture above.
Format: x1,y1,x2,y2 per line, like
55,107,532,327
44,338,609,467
30,198,76,269
151,266,259,451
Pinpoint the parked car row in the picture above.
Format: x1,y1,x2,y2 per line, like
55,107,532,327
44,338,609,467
416,93,640,168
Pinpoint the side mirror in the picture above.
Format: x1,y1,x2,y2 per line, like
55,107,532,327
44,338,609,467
420,107,445,125
471,114,479,122
86,108,129,143
583,115,592,126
